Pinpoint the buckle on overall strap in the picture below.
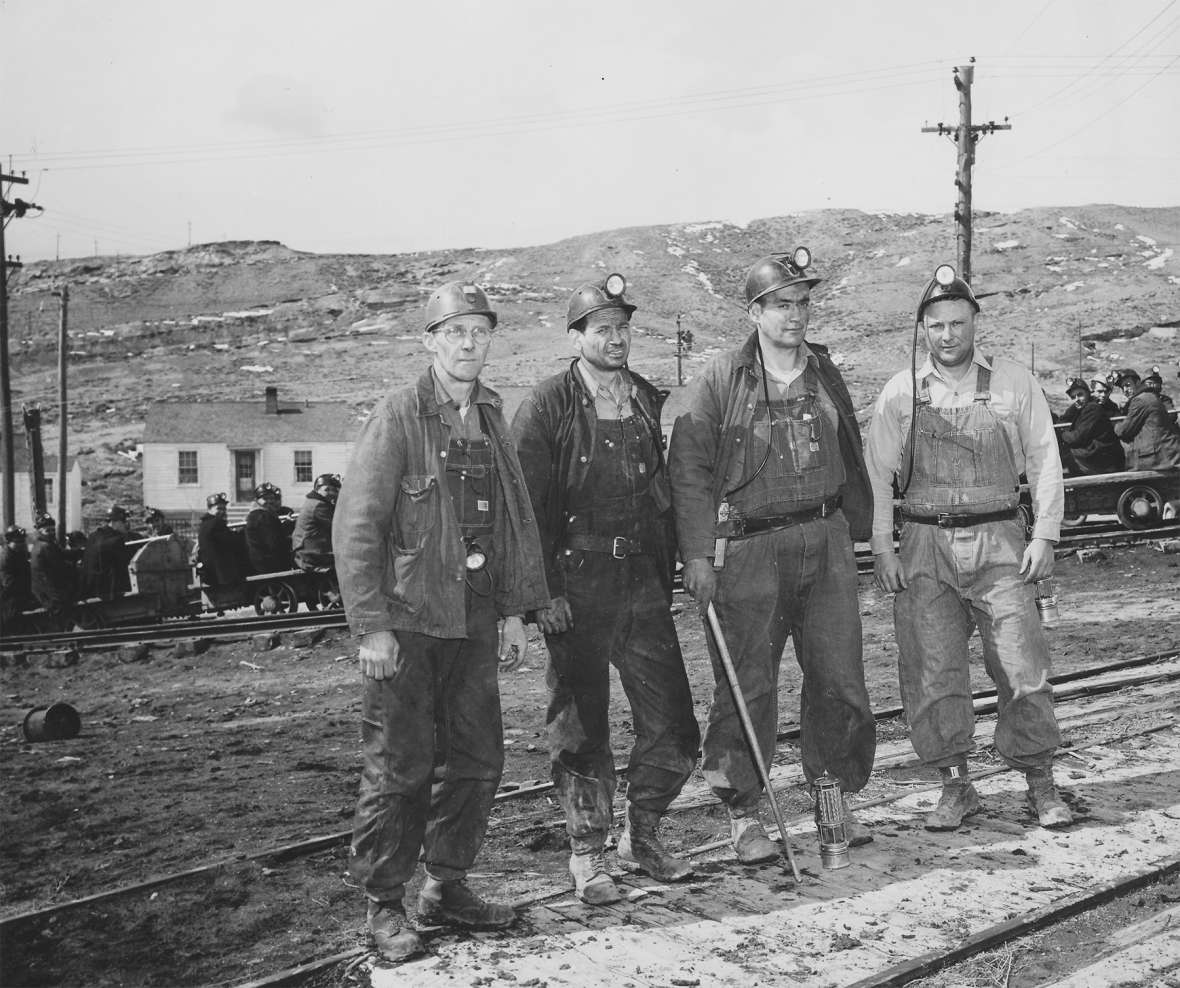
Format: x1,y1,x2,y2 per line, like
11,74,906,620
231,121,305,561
612,536,627,559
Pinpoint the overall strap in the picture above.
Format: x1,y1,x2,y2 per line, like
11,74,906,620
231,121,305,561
973,362,992,403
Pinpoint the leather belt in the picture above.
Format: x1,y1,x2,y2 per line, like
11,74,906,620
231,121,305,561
901,508,1020,529
720,494,843,539
564,533,654,559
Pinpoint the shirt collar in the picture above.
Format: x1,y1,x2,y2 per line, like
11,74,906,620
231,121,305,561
576,359,634,399
917,348,991,384
430,367,492,410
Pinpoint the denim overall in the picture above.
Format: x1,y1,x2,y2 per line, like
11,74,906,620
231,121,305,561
895,363,1060,770
706,367,874,809
547,416,699,851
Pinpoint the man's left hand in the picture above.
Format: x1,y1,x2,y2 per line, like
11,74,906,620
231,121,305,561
1019,537,1055,583
499,615,528,671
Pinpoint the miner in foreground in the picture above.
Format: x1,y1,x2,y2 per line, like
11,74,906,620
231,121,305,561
333,281,549,962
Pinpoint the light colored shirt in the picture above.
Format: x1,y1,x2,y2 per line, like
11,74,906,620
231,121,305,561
864,350,1064,554
577,360,635,420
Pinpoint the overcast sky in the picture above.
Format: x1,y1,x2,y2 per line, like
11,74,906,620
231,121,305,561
2,0,1177,262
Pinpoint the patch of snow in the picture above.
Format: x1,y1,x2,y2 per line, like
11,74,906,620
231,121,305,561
213,343,229,351
1064,281,1085,292
666,245,686,258
683,222,724,233
224,309,273,319
896,257,912,267
1136,235,1158,247
1145,248,1173,270
240,365,274,373
994,240,1021,251
1059,216,1079,229
1045,266,1063,273
1115,223,1125,231
632,249,645,255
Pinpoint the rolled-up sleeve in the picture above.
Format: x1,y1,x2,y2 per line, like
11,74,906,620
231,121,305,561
668,371,723,563
1020,380,1064,542
864,377,907,555
332,403,404,636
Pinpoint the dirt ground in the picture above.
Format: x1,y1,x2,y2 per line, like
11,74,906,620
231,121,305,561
1,541,1178,987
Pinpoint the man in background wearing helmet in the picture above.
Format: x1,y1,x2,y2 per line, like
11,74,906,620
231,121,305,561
81,505,133,600
669,249,876,865
292,474,340,572
29,513,76,628
512,274,700,905
1059,378,1124,476
143,507,174,537
866,264,1071,832
245,483,292,574
0,525,35,635
334,281,548,962
195,492,244,596
1116,366,1180,469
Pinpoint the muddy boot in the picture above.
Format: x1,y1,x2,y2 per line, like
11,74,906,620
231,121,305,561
925,780,981,831
1026,766,1073,828
728,807,780,864
617,806,694,882
569,845,621,904
366,900,424,963
416,878,515,930
839,795,873,848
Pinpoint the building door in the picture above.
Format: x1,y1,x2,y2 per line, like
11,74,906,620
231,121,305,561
234,451,257,503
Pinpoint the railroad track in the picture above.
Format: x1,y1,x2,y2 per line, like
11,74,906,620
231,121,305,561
3,519,1175,651
4,648,1180,988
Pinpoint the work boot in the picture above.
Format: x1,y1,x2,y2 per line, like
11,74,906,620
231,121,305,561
569,849,622,905
729,809,780,864
617,806,694,882
838,796,874,848
924,780,981,831
1026,767,1073,828
415,878,515,930
366,900,424,963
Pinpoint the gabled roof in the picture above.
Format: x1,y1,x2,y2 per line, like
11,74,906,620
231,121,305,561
143,399,360,444
3,451,78,472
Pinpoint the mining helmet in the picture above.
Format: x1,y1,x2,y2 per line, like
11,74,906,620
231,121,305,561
313,472,341,492
1066,377,1090,398
917,264,981,323
424,282,498,334
1116,368,1141,388
566,273,637,330
4,524,27,543
144,507,164,522
254,482,281,500
107,505,128,523
744,247,821,308
206,492,229,508
1089,375,1109,392
1144,365,1164,387
33,511,56,531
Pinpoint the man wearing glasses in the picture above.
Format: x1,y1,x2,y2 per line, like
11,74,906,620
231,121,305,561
334,281,549,962
512,275,700,905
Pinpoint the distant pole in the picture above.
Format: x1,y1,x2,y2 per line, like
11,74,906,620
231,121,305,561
676,314,684,386
921,60,1011,285
22,405,45,520
56,286,69,540
1031,342,1036,373
0,167,31,528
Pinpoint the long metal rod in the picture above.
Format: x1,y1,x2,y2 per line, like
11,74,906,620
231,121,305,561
57,286,68,539
706,601,801,882
0,207,14,527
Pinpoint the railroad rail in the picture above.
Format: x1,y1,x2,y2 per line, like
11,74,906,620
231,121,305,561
4,649,1180,988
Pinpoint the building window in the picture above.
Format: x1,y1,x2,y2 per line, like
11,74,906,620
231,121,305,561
178,450,199,485
44,478,54,504
294,450,313,484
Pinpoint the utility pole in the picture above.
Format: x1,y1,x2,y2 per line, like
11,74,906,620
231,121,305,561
55,286,69,540
675,314,693,387
921,60,1011,284
1,167,33,528
22,404,45,520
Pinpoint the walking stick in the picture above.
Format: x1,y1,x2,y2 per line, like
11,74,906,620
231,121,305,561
706,602,802,883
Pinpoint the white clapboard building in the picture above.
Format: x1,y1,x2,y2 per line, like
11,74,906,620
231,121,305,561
142,387,357,524
0,450,84,531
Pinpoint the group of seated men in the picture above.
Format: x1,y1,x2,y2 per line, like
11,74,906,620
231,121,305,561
1056,365,1180,476
195,473,340,590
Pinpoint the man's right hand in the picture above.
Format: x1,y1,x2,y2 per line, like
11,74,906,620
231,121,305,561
358,630,401,680
536,596,573,635
681,557,717,613
873,552,908,594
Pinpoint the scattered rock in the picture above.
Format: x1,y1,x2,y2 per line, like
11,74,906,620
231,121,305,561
251,633,280,652
117,643,151,664
1075,548,1108,563
289,628,325,648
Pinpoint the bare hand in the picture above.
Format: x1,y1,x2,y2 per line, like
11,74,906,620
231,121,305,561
1019,537,1055,583
358,630,400,680
536,596,573,635
681,557,717,613
499,615,528,672
873,552,908,594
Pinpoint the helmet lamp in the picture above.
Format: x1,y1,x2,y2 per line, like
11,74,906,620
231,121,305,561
604,273,627,299
934,264,957,287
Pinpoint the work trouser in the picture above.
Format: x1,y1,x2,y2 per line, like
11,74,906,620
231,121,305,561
895,519,1060,771
349,588,502,903
546,551,700,848
704,511,875,811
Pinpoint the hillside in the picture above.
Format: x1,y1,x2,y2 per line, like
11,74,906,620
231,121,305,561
5,205,1178,520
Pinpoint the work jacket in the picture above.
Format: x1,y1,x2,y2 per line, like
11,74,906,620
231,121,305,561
512,359,676,599
334,367,549,639
292,492,335,568
1060,398,1124,475
669,332,873,563
1116,385,1180,470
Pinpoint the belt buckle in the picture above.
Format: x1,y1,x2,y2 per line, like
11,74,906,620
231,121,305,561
820,499,833,518
612,536,627,559
936,513,953,528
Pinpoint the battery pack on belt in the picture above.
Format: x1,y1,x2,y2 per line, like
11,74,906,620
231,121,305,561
901,508,1020,528
717,494,843,539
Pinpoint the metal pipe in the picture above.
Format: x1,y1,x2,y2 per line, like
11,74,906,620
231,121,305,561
705,602,801,882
